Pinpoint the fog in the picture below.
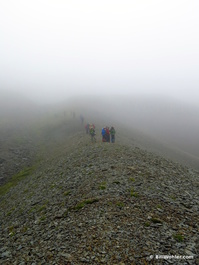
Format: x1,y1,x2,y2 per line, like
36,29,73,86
0,0,199,104
1,1,199,168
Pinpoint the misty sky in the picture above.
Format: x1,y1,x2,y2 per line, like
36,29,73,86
0,0,199,103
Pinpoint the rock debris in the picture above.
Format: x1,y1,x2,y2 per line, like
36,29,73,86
0,131,199,264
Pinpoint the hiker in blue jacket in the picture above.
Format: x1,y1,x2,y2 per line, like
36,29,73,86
101,127,106,142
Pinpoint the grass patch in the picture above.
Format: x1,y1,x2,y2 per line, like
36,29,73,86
64,191,71,196
74,202,85,210
29,206,37,214
173,233,184,242
99,181,106,190
151,218,162,224
8,226,15,237
6,207,16,217
116,202,124,207
130,188,139,197
40,215,46,221
73,198,99,211
84,198,99,204
38,205,47,212
170,195,177,201
0,166,35,197
129,177,135,182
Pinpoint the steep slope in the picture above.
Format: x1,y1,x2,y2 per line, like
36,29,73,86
0,124,199,264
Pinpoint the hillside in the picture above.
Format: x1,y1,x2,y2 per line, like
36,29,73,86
0,119,199,264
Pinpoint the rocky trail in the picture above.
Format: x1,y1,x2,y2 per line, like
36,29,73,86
0,123,199,265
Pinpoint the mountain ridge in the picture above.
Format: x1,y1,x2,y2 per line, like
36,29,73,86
0,119,199,264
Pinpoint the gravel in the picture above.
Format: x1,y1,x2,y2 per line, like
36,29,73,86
0,130,199,264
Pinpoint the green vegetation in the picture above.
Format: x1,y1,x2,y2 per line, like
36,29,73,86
129,177,135,182
170,195,177,201
144,222,150,227
130,187,139,197
29,201,48,214
29,206,37,214
0,166,35,197
6,207,16,217
38,205,47,212
151,218,162,224
64,191,71,196
73,198,99,211
116,202,124,207
8,226,15,237
73,202,86,210
173,233,184,242
40,215,46,221
99,182,106,190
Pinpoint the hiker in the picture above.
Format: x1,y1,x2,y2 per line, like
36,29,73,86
90,126,96,142
85,123,89,134
105,127,110,142
89,123,95,131
80,115,84,124
110,126,116,143
101,127,106,142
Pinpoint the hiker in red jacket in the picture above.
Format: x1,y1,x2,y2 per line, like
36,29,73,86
85,123,89,134
105,127,110,142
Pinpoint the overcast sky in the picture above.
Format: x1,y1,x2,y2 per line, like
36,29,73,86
0,0,199,103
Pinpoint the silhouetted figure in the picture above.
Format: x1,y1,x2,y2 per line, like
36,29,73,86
85,123,89,134
90,126,96,143
105,127,110,142
101,127,106,142
110,126,116,143
80,115,84,124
